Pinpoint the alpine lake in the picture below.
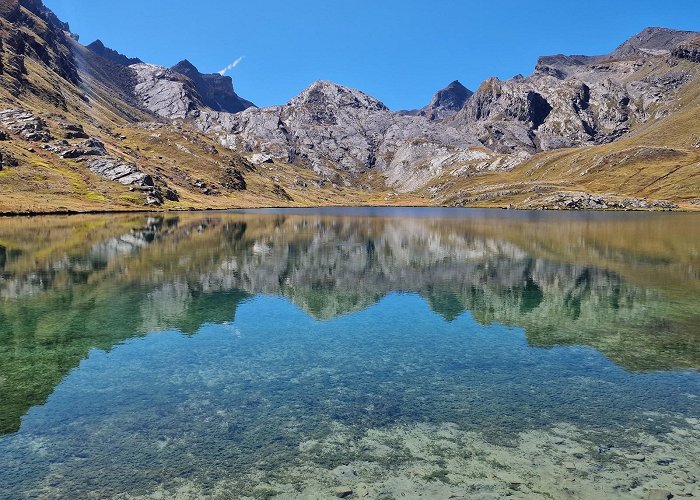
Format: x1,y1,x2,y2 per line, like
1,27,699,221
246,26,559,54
0,208,698,499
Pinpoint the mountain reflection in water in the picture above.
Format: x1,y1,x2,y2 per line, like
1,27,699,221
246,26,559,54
0,208,698,438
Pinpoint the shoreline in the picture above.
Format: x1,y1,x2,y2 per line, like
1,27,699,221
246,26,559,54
0,203,697,218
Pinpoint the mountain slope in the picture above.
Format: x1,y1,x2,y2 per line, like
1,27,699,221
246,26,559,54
0,0,345,213
0,0,698,212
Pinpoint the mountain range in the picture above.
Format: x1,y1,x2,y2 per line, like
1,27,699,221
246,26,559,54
0,0,699,213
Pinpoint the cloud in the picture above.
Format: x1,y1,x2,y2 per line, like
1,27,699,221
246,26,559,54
218,56,244,76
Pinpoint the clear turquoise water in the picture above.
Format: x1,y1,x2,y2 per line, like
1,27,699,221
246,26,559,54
0,209,699,498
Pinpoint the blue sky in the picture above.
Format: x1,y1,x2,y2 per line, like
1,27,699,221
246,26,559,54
45,0,700,110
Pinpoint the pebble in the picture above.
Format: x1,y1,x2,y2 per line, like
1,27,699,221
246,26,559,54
564,461,577,470
626,454,646,462
501,474,523,489
354,484,369,497
646,489,673,500
335,486,353,498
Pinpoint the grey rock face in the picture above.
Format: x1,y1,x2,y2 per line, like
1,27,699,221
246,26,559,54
59,138,106,159
129,60,255,120
130,63,204,120
672,36,700,63
250,153,274,165
197,81,485,192
59,121,89,139
170,60,255,113
452,28,700,153
191,27,699,192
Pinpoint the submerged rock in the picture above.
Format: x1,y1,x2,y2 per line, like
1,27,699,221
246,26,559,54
335,486,353,498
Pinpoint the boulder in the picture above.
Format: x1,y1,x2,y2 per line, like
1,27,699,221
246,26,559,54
221,167,246,191
0,149,18,170
60,122,89,139
272,183,292,201
250,153,274,165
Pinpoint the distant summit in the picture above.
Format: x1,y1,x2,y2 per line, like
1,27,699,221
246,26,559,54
399,80,473,120
289,80,389,111
610,27,699,58
426,80,473,118
86,39,142,66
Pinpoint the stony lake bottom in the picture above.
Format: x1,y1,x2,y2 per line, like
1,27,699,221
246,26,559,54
0,207,698,499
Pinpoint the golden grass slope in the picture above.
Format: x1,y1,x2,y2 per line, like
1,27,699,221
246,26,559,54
433,65,700,211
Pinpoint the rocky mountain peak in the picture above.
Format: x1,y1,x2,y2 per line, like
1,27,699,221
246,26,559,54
431,80,473,109
86,39,142,66
290,81,389,112
170,59,255,114
398,80,473,120
610,27,699,58
170,59,199,75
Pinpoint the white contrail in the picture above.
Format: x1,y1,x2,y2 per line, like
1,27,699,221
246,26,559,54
218,56,244,76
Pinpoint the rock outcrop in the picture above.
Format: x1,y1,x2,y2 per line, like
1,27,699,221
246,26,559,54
86,156,176,205
522,191,678,210
0,109,52,141
672,36,700,63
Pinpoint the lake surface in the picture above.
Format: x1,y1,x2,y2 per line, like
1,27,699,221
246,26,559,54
0,208,698,499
